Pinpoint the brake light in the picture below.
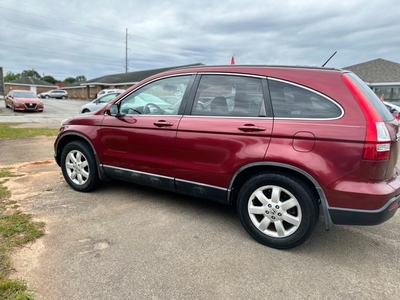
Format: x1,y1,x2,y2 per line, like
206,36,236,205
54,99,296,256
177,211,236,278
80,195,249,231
342,74,391,160
363,122,391,160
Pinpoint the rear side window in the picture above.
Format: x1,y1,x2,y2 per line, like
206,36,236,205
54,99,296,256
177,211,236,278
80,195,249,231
345,72,393,122
268,79,342,119
191,75,264,117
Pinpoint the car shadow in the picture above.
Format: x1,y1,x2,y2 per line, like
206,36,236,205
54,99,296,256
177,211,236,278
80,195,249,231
95,178,399,257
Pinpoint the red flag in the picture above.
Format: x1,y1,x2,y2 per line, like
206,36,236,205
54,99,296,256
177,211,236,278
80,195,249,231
230,55,235,65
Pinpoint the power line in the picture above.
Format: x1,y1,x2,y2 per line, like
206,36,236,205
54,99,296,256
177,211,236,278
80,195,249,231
0,5,124,35
0,24,125,49
0,3,204,54
0,16,125,44
0,41,123,62
0,47,123,66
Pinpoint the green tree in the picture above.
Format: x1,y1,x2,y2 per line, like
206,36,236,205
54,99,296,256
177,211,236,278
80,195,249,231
63,77,76,84
75,75,87,82
21,69,41,79
41,75,58,85
4,71,21,82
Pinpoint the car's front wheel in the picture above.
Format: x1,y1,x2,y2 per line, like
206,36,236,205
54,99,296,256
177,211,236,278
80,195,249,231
237,172,319,249
61,96,66,99
60,141,101,192
45,95,50,99
82,109,90,113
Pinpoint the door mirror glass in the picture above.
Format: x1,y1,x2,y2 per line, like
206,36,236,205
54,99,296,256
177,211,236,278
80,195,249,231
110,104,119,116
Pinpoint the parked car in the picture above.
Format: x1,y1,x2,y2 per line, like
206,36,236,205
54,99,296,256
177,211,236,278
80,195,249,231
38,90,68,99
5,90,44,112
54,65,400,249
383,101,400,120
96,89,125,98
120,93,171,114
80,92,122,113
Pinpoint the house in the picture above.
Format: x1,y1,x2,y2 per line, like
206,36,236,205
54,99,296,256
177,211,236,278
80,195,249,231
344,58,400,102
4,77,57,96
63,63,203,100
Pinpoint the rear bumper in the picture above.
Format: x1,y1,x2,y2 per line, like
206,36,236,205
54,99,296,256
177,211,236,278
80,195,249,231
329,194,400,225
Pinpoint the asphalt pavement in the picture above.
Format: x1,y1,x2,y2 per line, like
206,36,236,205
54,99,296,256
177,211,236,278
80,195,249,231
0,105,399,299
0,98,86,127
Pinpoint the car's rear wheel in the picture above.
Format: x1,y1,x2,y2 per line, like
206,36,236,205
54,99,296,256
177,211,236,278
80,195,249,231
61,96,66,99
60,141,101,192
237,172,319,249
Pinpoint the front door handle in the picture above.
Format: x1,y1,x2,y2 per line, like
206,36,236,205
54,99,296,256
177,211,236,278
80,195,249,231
154,120,174,127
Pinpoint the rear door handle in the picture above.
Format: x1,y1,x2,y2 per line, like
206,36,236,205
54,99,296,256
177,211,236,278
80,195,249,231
238,124,266,132
154,120,174,127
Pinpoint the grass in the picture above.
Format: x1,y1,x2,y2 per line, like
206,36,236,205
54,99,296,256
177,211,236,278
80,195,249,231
0,124,54,298
0,123,55,298
0,123,58,139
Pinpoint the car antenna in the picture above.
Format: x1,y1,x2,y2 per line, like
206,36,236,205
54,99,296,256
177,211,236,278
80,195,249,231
322,51,337,67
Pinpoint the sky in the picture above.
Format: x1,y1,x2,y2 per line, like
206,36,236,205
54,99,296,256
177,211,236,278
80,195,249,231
0,0,399,81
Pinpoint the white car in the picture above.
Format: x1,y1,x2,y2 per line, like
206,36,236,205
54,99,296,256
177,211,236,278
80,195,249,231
383,101,400,120
96,89,125,98
80,92,122,113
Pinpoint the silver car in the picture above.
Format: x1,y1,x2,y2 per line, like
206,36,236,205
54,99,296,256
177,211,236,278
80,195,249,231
80,92,121,113
38,90,68,99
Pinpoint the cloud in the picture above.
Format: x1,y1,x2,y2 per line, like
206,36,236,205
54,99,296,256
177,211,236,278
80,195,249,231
0,0,399,80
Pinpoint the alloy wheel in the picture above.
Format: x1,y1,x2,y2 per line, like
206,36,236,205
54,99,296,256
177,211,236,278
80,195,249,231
247,185,302,238
64,149,90,186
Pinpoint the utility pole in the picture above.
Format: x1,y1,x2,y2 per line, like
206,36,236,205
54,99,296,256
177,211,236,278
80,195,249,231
125,28,129,73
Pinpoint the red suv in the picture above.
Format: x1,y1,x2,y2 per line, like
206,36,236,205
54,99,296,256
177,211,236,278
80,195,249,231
54,65,400,249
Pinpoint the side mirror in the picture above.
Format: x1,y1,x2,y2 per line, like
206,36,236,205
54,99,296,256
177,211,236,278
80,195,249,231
110,104,119,116
110,104,123,117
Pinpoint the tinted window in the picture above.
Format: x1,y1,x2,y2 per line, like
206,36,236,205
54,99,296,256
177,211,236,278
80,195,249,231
191,75,264,117
269,79,342,119
346,72,393,122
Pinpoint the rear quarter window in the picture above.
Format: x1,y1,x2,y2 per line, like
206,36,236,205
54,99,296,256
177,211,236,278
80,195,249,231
344,72,394,122
268,79,343,119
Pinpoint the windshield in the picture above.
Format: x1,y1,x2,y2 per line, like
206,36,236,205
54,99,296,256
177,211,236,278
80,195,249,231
14,91,36,98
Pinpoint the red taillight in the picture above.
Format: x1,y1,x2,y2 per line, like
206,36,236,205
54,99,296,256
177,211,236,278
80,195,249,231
342,74,391,161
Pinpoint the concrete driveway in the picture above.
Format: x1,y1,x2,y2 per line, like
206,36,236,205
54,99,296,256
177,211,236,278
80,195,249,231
1,136,399,300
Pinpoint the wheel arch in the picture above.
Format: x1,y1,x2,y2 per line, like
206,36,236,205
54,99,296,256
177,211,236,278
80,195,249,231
228,162,334,230
55,133,107,180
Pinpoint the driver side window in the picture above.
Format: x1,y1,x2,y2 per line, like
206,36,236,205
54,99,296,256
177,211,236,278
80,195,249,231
119,75,191,115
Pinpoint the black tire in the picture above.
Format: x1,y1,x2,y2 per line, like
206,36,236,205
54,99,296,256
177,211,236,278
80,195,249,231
60,141,101,192
237,172,319,249
45,95,50,99
61,96,66,99
82,109,90,113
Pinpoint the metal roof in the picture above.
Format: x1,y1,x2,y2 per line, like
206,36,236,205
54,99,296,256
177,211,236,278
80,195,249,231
5,77,57,87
